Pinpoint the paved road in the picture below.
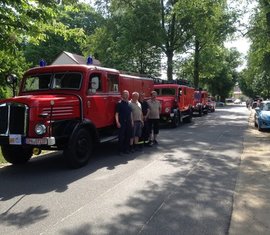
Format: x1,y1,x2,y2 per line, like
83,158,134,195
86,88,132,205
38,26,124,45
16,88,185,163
0,105,249,235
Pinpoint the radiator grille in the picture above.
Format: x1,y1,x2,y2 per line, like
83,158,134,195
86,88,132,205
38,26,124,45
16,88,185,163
0,103,28,136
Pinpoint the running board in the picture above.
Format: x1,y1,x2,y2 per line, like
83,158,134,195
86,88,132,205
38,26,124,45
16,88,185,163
100,135,118,143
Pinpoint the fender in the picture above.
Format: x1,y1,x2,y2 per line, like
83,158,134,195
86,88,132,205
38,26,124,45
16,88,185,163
69,119,99,145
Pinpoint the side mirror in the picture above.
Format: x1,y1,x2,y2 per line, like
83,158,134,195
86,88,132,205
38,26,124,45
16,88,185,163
6,74,18,97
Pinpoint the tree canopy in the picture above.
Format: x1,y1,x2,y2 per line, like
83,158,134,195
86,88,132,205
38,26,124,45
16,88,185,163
0,0,257,100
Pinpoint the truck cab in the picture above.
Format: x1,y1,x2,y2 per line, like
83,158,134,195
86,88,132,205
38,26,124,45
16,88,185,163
154,84,194,127
0,64,153,168
193,90,209,116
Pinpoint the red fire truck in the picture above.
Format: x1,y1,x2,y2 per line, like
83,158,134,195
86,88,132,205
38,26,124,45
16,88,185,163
0,64,153,168
154,83,194,127
193,90,209,116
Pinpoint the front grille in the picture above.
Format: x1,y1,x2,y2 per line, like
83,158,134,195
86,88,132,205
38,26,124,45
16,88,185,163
0,103,28,136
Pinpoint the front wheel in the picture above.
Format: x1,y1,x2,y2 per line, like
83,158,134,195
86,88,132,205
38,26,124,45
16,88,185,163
257,122,263,131
64,128,93,168
1,145,32,165
171,112,180,128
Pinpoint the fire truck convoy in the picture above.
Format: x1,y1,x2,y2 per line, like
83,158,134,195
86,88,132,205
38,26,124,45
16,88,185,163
0,64,210,168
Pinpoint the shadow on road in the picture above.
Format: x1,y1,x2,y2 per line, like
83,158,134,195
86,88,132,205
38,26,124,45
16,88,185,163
1,105,259,234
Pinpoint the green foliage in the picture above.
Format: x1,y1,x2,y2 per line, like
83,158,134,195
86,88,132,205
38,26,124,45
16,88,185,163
83,0,162,75
240,1,270,99
173,0,237,88
0,50,29,98
23,3,101,66
0,147,6,164
177,46,241,100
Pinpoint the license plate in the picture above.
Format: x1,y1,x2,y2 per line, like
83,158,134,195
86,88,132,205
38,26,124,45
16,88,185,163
9,134,22,145
25,138,47,145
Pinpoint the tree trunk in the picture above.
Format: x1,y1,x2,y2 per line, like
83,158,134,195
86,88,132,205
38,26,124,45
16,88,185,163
193,39,200,89
166,50,174,81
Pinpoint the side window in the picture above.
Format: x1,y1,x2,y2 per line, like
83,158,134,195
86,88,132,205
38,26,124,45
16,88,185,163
88,73,102,94
108,74,119,92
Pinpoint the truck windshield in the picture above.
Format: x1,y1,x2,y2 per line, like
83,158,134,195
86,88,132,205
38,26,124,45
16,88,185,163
23,72,82,92
158,88,176,96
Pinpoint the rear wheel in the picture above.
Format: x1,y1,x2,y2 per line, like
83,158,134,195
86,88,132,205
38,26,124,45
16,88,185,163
64,128,93,168
1,145,32,165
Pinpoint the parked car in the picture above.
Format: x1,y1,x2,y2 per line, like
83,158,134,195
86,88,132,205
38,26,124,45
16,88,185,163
254,101,270,131
234,98,242,104
216,101,225,107
225,98,234,103
207,97,216,112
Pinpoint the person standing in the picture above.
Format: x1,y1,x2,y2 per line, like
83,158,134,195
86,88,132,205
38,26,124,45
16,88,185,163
139,92,150,146
147,91,161,145
129,92,143,151
115,90,133,155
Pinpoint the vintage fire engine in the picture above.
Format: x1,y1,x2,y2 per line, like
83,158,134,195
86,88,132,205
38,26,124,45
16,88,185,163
0,64,153,168
154,83,194,127
193,90,209,116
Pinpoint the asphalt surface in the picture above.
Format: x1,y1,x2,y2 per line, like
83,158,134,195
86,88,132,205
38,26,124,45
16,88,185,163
1,105,269,235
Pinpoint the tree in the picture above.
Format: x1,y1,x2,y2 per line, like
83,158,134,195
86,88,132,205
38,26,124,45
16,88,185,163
174,0,237,89
240,0,270,99
84,0,162,75
0,0,82,97
23,3,102,66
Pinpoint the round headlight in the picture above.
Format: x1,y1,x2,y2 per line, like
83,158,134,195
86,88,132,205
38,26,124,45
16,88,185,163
165,107,170,113
35,124,46,135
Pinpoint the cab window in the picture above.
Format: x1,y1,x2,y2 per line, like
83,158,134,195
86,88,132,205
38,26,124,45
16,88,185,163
88,73,102,94
108,74,119,92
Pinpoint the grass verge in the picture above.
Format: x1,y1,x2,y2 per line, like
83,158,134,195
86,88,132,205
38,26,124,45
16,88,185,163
0,147,7,164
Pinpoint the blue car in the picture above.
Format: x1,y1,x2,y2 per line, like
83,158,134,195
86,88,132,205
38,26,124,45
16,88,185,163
254,101,270,131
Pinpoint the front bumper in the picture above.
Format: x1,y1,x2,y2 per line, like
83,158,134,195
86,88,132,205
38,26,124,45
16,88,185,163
0,135,56,146
259,119,270,129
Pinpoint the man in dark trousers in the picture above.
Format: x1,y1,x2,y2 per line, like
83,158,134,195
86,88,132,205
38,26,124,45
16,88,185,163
115,90,133,155
139,92,150,146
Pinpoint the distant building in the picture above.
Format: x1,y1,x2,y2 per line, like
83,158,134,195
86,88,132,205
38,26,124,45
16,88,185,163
52,51,101,66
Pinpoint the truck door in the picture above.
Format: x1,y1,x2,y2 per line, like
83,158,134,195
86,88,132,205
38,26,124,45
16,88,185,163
178,87,186,111
106,73,121,126
86,72,107,128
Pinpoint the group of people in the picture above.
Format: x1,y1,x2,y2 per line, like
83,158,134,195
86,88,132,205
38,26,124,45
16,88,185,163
115,90,161,155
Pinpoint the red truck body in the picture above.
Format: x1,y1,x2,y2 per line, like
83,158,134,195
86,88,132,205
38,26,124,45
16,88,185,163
0,64,153,168
193,90,209,116
154,84,194,127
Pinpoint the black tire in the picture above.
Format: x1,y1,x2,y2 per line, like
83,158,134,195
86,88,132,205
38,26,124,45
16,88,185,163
258,123,262,131
254,120,258,127
1,145,32,165
184,109,193,123
198,109,202,117
64,128,93,168
171,112,180,128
